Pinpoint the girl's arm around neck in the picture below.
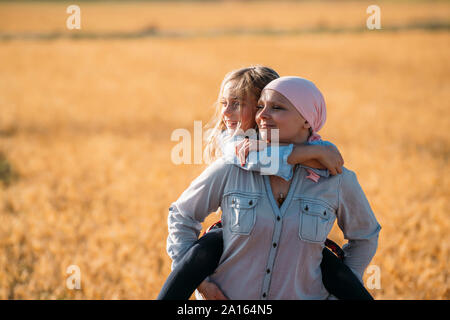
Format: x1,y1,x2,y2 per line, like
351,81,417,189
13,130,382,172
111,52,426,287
287,143,323,167
287,141,344,175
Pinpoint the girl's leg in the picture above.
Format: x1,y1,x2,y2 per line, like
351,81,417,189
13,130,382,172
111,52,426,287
157,228,223,300
321,247,374,300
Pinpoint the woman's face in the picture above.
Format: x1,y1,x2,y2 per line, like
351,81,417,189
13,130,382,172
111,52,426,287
255,89,311,144
220,80,258,133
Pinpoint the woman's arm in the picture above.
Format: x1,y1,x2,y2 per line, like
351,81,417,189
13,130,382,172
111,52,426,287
167,158,231,271
336,168,382,282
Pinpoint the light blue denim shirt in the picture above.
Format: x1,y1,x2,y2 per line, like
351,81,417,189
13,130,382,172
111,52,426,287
167,158,381,300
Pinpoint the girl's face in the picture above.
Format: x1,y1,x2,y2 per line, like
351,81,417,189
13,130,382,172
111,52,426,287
220,81,258,133
256,89,311,144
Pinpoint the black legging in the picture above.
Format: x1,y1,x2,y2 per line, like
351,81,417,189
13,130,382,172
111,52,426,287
157,229,373,300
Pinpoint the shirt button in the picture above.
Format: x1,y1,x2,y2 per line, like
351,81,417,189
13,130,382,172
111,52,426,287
273,243,277,248
277,216,281,221
266,269,270,274
262,293,267,298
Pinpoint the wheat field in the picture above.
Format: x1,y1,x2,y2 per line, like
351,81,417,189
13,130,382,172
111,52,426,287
0,0,449,300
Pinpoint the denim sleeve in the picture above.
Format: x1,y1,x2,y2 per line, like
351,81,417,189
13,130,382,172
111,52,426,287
167,159,231,270
336,169,382,282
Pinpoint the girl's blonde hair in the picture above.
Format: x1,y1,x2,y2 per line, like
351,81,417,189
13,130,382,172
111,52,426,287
203,65,280,163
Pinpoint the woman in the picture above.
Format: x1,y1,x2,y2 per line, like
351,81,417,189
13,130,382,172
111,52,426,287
166,76,381,299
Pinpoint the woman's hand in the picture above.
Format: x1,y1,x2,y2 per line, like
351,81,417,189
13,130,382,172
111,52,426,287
234,138,267,166
197,280,229,300
316,145,344,175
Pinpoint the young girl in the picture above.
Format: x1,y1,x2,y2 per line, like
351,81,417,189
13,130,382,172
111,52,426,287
158,66,373,300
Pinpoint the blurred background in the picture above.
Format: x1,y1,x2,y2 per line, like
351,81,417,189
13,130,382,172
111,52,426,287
0,0,448,299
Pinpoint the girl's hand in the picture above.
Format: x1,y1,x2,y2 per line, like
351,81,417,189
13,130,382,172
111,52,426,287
234,138,266,166
317,145,344,175
197,280,229,300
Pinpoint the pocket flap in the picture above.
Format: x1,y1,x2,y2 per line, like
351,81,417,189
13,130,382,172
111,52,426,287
301,200,332,219
230,195,258,209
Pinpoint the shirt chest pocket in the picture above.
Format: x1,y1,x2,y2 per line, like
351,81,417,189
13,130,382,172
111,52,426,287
298,200,336,243
225,194,258,235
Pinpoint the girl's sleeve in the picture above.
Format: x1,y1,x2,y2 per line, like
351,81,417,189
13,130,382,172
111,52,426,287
230,139,336,181
336,168,382,282
222,140,295,181
167,158,231,270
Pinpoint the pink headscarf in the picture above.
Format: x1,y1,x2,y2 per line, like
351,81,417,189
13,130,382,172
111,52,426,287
263,76,326,142
263,76,327,182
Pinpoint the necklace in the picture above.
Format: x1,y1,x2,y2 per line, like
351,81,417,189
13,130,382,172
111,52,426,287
277,193,285,206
